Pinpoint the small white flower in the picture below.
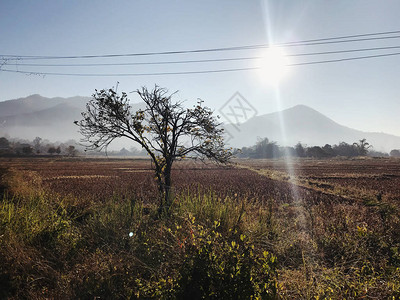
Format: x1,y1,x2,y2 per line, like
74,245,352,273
129,232,134,237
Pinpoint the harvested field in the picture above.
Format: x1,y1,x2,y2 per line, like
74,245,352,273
1,156,399,298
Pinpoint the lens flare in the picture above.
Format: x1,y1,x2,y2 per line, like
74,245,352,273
257,47,290,85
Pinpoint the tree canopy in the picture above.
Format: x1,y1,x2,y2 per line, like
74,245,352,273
75,85,232,211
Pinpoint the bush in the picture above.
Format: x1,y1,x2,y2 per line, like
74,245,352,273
134,217,278,299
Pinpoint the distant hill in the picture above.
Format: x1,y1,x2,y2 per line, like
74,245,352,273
0,94,89,118
224,104,400,152
0,94,144,143
0,95,90,142
1,96,399,152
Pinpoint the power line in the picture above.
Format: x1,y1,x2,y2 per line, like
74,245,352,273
0,66,257,76
290,51,400,66
2,30,400,60
7,45,400,67
2,51,400,77
8,57,258,67
273,29,400,45
290,45,400,57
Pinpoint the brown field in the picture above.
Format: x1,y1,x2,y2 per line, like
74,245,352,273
239,157,400,202
0,156,363,201
1,156,400,298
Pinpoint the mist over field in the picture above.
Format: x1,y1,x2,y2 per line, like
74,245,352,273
0,94,146,150
1,94,400,153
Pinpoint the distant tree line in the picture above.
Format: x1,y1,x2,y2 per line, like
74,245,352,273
0,135,148,157
2,135,400,159
390,149,400,157
234,137,396,159
0,136,80,157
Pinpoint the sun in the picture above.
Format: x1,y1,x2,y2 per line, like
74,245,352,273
257,47,290,85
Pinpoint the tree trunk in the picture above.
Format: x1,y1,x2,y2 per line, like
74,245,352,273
164,163,172,209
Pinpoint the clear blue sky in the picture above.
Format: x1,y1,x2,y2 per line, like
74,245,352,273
1,0,400,136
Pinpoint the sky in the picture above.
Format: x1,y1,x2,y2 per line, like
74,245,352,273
1,0,400,136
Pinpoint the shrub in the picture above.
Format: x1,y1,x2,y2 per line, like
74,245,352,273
134,217,278,299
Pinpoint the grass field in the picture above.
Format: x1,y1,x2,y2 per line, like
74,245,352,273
1,156,399,299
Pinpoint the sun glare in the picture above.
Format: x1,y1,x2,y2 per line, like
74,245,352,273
257,47,290,85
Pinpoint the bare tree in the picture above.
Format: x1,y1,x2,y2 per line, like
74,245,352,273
75,85,232,211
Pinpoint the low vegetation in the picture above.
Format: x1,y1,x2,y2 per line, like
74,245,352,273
1,158,400,298
236,137,391,159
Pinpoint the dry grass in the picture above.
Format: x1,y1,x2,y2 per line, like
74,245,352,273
0,157,399,298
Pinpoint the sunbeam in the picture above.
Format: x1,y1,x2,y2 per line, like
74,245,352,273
260,0,305,230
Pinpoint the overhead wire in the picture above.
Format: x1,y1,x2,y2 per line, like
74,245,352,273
2,51,400,77
1,29,400,76
6,45,400,67
1,29,400,60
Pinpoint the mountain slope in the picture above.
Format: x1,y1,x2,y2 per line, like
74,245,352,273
2,102,82,126
1,96,399,152
0,94,90,118
0,94,145,143
224,105,400,152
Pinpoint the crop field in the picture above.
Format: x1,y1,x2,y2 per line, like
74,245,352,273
240,157,400,202
1,156,400,298
0,157,352,202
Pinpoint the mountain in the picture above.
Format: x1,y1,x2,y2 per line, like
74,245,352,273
224,104,400,152
0,94,89,118
0,95,90,142
0,94,144,143
1,96,399,152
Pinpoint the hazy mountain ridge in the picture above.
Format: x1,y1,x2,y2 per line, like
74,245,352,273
0,95,399,152
0,95,91,142
0,94,90,118
0,94,144,144
224,104,400,152
2,103,83,126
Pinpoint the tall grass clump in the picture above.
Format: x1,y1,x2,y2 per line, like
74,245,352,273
172,190,248,231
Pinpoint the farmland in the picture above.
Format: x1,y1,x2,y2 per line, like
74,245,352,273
1,156,400,298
